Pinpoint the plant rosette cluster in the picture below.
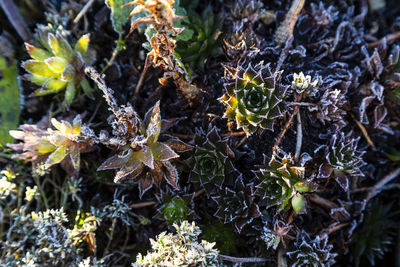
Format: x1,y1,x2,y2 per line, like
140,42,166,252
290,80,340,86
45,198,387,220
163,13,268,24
212,176,261,233
9,115,93,171
219,61,288,135
315,131,366,192
255,150,314,214
156,190,195,225
188,127,238,195
22,30,92,105
98,101,192,197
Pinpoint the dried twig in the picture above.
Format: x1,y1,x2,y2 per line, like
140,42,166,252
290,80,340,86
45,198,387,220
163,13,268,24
294,111,302,161
73,0,96,24
320,222,350,237
84,65,120,115
365,167,400,204
309,194,338,210
354,118,376,150
0,0,33,41
130,200,157,209
368,31,400,48
219,254,270,263
221,131,246,138
274,0,305,45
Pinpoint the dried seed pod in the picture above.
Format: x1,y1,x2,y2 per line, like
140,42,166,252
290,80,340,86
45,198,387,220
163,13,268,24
212,177,261,233
315,131,366,192
286,231,338,267
219,62,288,136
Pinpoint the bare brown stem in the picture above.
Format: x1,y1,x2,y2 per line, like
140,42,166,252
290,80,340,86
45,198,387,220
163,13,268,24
0,0,32,41
219,254,270,263
365,167,400,204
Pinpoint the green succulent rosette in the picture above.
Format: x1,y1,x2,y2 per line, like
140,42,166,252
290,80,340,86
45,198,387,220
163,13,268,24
219,62,288,135
188,127,237,195
22,30,92,105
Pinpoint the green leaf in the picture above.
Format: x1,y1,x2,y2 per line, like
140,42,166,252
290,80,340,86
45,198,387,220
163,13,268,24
143,101,161,143
48,34,73,60
105,0,132,34
45,57,68,73
45,146,67,168
23,60,57,77
65,81,76,105
25,43,51,61
74,34,90,55
173,6,194,42
0,56,21,144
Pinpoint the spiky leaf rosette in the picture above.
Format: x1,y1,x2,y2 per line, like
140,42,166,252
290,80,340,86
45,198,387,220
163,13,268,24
212,177,261,233
156,190,195,225
188,127,237,195
22,31,92,105
315,131,366,192
351,202,397,267
309,89,347,128
219,62,288,136
230,0,263,31
255,150,312,214
9,115,92,170
175,5,223,71
287,231,338,267
223,31,260,64
98,101,192,197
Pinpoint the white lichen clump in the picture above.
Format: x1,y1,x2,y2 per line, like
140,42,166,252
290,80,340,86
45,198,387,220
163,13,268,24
134,221,219,266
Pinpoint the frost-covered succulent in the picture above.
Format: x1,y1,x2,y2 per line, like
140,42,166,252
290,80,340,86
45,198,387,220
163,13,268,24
315,131,366,191
309,89,347,127
292,72,318,97
213,177,261,233
22,31,92,104
255,150,313,214
157,192,194,225
188,127,237,195
287,231,337,267
9,115,93,170
223,31,259,64
219,62,288,135
261,219,293,250
98,101,192,197
175,5,223,71
133,221,219,266
230,0,263,31
97,195,138,226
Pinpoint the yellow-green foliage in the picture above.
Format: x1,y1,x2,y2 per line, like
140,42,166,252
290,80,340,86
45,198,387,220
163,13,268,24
0,56,21,144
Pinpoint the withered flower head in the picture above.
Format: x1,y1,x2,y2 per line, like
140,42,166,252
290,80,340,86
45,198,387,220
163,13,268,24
9,115,91,169
188,127,237,195
219,62,288,135
309,89,347,127
212,177,261,233
98,101,191,197
292,72,318,97
315,131,366,191
255,149,313,214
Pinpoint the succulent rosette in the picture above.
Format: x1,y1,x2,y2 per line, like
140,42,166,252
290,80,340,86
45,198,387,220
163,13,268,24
287,231,338,267
22,29,92,104
9,115,92,170
188,127,237,195
212,176,261,233
156,190,195,225
315,131,366,191
255,149,313,214
219,62,288,135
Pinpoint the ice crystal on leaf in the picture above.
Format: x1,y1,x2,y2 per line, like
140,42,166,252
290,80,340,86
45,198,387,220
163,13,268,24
219,62,288,136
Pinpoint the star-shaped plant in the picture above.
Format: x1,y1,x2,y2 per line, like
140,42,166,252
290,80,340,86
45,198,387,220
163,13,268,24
22,30,92,105
255,150,313,214
98,101,192,197
188,127,237,195
315,131,366,191
212,177,261,233
9,115,92,170
219,61,288,135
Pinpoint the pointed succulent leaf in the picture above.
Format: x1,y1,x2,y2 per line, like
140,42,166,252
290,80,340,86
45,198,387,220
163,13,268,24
44,57,68,73
25,43,51,61
74,34,90,55
23,60,57,77
45,146,67,168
